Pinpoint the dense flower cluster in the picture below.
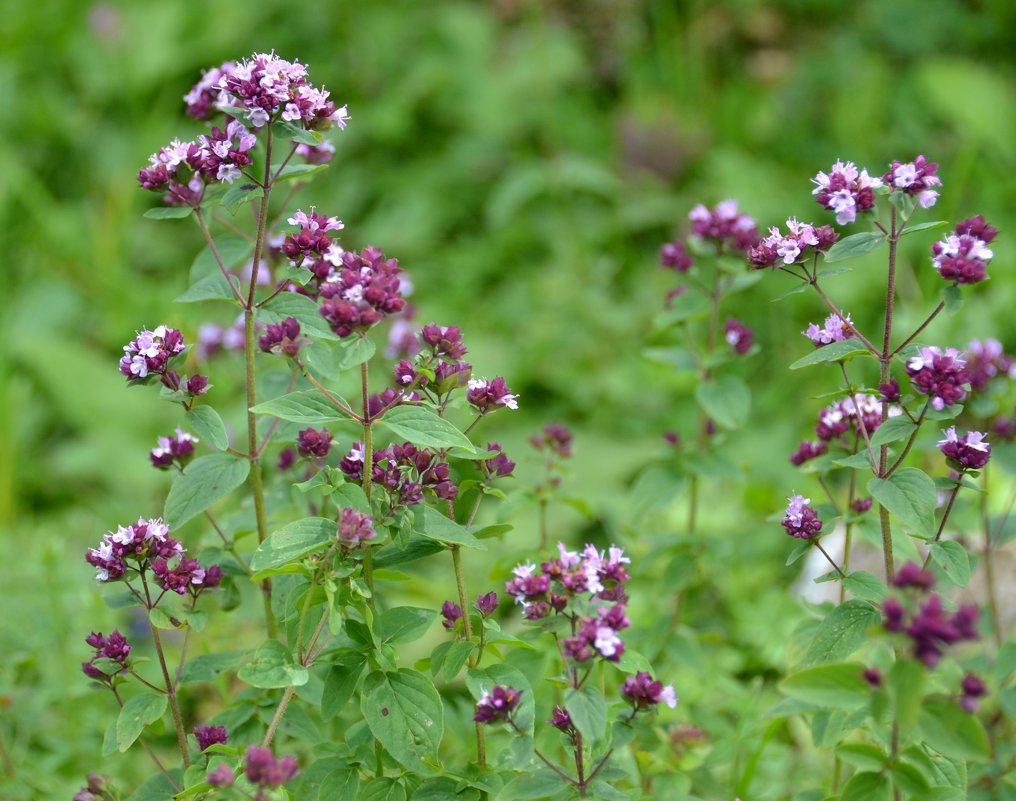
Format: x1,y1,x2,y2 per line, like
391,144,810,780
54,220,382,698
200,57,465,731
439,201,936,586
259,316,303,357
724,318,753,355
811,160,882,225
482,442,516,479
153,557,222,596
150,429,198,470
659,240,693,272
965,338,1015,392
318,247,407,337
620,672,678,710
184,61,235,119
905,346,970,411
243,745,299,793
815,394,900,442
562,604,631,662
119,326,185,381
296,427,332,458
282,208,344,272
938,427,991,470
441,601,463,630
506,543,630,617
217,51,349,131
467,377,519,413
789,440,827,466
961,674,988,713
781,495,822,539
473,685,522,723
931,217,996,285
81,631,132,681
803,312,853,346
340,441,457,509
337,507,377,550
748,218,837,270
883,565,979,668
193,724,228,752
883,155,941,208
476,591,498,616
688,200,758,252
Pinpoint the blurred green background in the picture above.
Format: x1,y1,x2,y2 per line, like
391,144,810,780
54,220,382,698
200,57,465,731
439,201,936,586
3,0,1016,797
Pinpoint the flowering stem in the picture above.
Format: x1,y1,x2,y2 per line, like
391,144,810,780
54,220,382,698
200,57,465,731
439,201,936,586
129,670,167,694
885,401,930,477
922,479,964,570
270,143,300,183
360,361,376,599
261,686,295,749
891,302,945,359
509,720,576,786
808,279,880,356
110,687,181,791
256,278,293,309
574,732,586,793
194,208,246,305
147,621,190,767
876,208,901,581
538,497,549,551
814,540,846,578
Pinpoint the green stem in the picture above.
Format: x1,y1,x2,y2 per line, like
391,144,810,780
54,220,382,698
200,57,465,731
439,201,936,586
148,622,190,767
922,479,964,569
877,208,900,581
261,686,295,749
982,463,1003,648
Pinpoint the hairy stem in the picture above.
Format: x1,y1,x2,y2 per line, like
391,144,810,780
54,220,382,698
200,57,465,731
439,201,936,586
877,208,899,581
261,686,295,749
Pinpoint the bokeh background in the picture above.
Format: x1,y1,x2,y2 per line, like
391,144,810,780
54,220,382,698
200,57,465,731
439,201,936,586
3,0,1016,798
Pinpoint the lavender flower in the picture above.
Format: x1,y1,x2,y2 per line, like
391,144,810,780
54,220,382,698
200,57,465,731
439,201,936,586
473,685,522,723
85,517,181,582
803,312,853,346
259,317,303,356
906,346,970,411
938,427,990,470
620,672,678,710
931,218,996,285
880,378,901,403
892,562,935,591
724,318,753,355
295,140,336,164
688,200,758,252
781,495,822,539
851,497,873,514
960,673,987,713
194,724,228,752
296,427,333,459
207,764,235,787
150,429,198,470
152,556,217,595
118,326,185,380
337,507,376,549
883,155,942,208
184,61,235,119
789,441,827,466
966,338,1015,392
420,323,468,360
81,630,132,680
476,592,498,616
659,240,693,272
748,218,837,270
811,160,882,225
549,705,575,734
483,443,515,479
441,601,463,630
243,745,299,789
467,377,519,412
529,423,573,458
862,667,882,688
318,247,406,337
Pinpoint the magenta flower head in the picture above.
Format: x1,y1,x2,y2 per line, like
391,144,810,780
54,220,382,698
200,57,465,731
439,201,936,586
905,346,970,411
483,443,515,479
851,497,873,514
296,140,336,164
259,317,303,356
620,672,678,710
724,318,753,355
337,507,376,549
193,724,228,752
960,673,987,713
530,423,573,458
81,630,132,681
476,591,498,616
150,429,198,470
420,323,468,360
938,427,990,470
467,377,519,413
296,427,333,459
152,556,215,596
748,217,836,270
318,247,406,337
880,378,901,403
86,517,181,582
688,200,758,252
473,685,522,724
243,745,299,788
804,312,854,346
931,218,995,285
966,339,1015,392
184,61,235,119
206,764,235,787
549,705,575,734
892,561,935,591
863,667,883,688
812,160,883,225
781,495,822,539
789,441,827,466
119,326,185,381
440,601,463,630
659,240,693,272
883,155,942,208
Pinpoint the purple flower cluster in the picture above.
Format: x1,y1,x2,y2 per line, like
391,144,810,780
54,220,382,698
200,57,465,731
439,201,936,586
476,591,498,616
620,671,678,710
905,346,970,411
724,318,754,355
659,240,693,272
441,601,463,630
811,160,883,225
748,218,837,270
482,442,516,479
688,200,759,252
473,685,522,724
259,316,303,357
529,423,573,458
931,217,996,285
119,326,185,381
81,631,131,681
152,556,222,596
337,507,377,550
193,724,228,752
340,441,457,509
184,61,235,119
217,51,349,131
318,247,407,338
789,440,827,466
938,427,991,470
150,429,198,470
815,394,900,442
506,543,630,618
282,208,344,271
296,427,333,459
467,377,519,413
243,745,299,791
966,338,1015,392
883,155,941,209
562,604,631,662
549,705,575,735
72,774,112,801
781,495,822,539
803,312,854,346
883,590,979,668
961,673,987,713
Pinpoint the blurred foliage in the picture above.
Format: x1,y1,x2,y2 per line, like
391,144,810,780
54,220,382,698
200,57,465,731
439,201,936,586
2,0,1016,798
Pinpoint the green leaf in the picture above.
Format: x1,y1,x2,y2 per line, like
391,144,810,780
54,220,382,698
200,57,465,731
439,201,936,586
360,669,444,772
116,693,168,751
930,540,971,587
413,504,485,550
790,338,871,369
771,282,809,302
565,686,608,743
824,231,885,263
918,699,991,761
843,571,887,602
251,390,352,425
185,406,229,451
220,183,263,214
900,220,949,237
237,640,309,689
888,659,925,734
335,336,376,370
274,162,328,184
164,455,250,528
780,662,870,708
260,292,339,341
441,642,475,681
834,450,878,470
473,523,513,540
995,642,1016,682
414,778,481,801
360,777,406,801
786,539,811,567
321,656,366,720
940,285,962,317
870,416,917,448
143,206,193,220
179,651,245,684
379,405,474,451
495,771,571,800
250,517,335,571
868,468,936,536
381,606,437,645
189,235,251,281
276,120,322,146
126,770,184,801
175,273,240,303
840,771,891,801
652,292,710,328
802,600,881,666
695,375,751,430
836,743,889,771
148,607,178,630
